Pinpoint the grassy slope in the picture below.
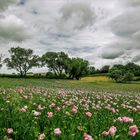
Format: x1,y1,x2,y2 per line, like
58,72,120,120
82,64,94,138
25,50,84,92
0,76,140,93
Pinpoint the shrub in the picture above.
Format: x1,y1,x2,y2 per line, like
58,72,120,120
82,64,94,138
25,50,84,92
109,67,134,83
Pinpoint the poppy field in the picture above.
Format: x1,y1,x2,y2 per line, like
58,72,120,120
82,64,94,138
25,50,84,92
0,85,140,140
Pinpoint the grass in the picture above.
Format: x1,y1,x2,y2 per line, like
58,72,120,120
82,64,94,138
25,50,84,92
0,76,140,93
0,76,140,139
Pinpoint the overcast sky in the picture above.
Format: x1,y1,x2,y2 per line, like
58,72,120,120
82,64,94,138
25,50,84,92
0,0,140,73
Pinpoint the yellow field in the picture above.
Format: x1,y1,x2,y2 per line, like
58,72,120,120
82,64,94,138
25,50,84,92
81,76,111,82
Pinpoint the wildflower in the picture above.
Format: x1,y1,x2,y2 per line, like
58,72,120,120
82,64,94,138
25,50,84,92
108,126,117,136
65,111,70,116
19,107,27,112
84,133,93,140
72,108,78,113
24,105,28,109
101,126,117,136
56,107,61,112
54,128,62,135
33,111,41,117
7,128,13,134
47,112,53,118
18,88,24,94
101,131,109,136
117,117,133,123
128,125,139,136
38,133,45,140
86,112,92,117
50,103,55,107
111,108,116,113
38,105,45,110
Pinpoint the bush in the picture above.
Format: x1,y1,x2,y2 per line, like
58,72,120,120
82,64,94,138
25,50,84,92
45,72,56,79
109,67,134,83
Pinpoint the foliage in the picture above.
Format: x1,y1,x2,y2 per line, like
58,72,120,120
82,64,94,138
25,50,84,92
4,47,39,77
125,63,140,76
109,66,134,83
41,52,89,80
100,65,110,73
68,58,89,80
41,52,70,78
0,54,3,68
88,66,96,74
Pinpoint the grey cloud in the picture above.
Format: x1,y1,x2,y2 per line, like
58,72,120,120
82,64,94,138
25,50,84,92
59,2,95,30
121,0,140,7
111,9,140,38
0,0,17,11
1,0,140,73
0,15,29,42
101,47,124,59
18,0,26,5
132,55,140,62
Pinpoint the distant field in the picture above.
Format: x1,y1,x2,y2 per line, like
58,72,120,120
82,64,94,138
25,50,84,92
81,76,111,82
0,76,140,93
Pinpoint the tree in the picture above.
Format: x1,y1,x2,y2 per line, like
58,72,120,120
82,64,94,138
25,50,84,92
109,66,134,83
100,65,110,73
88,66,96,74
125,63,140,76
109,67,123,83
0,54,3,68
68,58,89,80
4,47,39,77
41,52,70,78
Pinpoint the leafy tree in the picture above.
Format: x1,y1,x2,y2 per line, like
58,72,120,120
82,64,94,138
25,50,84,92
4,47,39,77
109,66,134,83
100,65,110,73
88,66,96,74
0,54,3,68
41,52,70,78
125,63,140,76
123,72,134,82
109,67,123,83
68,58,89,80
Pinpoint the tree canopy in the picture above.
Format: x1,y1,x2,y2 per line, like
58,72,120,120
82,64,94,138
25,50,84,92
4,47,39,77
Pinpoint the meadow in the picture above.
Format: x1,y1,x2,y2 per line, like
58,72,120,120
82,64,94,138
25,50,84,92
0,76,140,140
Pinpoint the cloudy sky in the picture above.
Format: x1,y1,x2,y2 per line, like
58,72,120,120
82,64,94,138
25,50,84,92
0,0,140,73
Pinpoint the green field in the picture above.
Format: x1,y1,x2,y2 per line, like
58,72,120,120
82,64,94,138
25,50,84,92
0,76,140,140
0,76,140,93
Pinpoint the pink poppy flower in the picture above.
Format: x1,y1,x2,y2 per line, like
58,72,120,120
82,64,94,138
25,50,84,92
47,112,53,118
38,133,45,140
38,105,45,110
117,117,133,123
128,125,139,136
56,107,61,112
33,111,41,116
19,107,27,112
7,128,13,134
84,133,93,140
72,108,78,113
108,126,117,136
54,128,62,135
86,112,92,117
101,131,109,136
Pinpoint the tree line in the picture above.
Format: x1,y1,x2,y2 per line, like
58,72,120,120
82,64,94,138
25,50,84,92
0,47,140,82
0,47,89,80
